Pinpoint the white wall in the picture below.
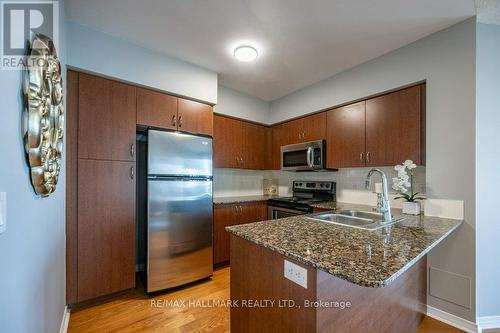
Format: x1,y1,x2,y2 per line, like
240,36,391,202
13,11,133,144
476,22,500,319
270,18,477,321
66,22,218,104
215,167,426,207
214,86,270,124
0,1,67,332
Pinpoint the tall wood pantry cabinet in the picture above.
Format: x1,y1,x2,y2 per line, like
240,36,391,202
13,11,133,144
67,71,137,304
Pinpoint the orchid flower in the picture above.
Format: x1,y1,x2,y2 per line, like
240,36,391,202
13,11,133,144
392,160,425,202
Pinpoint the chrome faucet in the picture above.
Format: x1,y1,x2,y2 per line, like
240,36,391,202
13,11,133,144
365,169,392,223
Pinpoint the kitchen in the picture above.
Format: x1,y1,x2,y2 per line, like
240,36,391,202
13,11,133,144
0,1,498,333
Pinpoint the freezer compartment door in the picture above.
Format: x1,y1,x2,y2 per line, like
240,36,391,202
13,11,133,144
147,179,213,292
148,130,212,177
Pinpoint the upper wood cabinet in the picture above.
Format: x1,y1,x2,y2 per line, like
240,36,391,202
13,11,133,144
78,73,137,161
137,88,213,136
271,112,327,169
178,99,213,136
241,121,266,170
326,102,366,168
137,88,177,130
326,85,424,168
213,115,241,168
213,114,267,170
365,85,423,166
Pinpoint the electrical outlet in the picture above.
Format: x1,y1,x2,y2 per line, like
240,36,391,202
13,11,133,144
284,259,307,288
0,192,6,234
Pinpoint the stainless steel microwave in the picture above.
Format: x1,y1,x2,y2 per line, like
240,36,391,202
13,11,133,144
280,140,326,171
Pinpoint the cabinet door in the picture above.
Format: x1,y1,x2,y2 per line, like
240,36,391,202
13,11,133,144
286,118,306,142
271,122,296,170
213,115,243,168
213,204,237,265
264,126,274,170
238,202,268,225
326,102,366,168
366,86,422,166
78,73,136,161
137,88,177,130
77,159,136,302
178,98,213,136
247,202,268,222
242,121,266,170
301,112,327,142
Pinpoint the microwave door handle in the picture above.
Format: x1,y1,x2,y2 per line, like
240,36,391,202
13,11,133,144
307,147,314,167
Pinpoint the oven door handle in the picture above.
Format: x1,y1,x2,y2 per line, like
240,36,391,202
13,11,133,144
306,147,314,167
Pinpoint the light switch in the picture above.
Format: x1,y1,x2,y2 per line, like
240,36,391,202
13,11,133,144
284,259,307,288
0,192,6,234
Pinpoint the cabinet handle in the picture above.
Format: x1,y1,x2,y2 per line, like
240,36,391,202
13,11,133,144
130,144,135,158
238,205,242,215
360,152,364,163
178,116,183,128
366,152,371,163
130,166,134,180
171,115,177,127
302,132,306,140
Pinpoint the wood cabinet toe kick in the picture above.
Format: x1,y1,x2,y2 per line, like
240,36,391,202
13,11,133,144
230,235,426,333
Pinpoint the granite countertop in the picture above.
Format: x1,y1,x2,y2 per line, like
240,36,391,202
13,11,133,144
310,200,337,210
226,203,462,288
213,195,278,205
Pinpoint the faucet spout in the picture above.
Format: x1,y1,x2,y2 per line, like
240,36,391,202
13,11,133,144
365,169,392,222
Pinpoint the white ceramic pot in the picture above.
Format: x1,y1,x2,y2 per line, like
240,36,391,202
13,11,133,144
402,201,421,215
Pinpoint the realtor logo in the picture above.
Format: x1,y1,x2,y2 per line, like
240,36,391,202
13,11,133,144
1,0,59,69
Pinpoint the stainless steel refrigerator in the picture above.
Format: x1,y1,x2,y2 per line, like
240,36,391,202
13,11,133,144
147,129,213,293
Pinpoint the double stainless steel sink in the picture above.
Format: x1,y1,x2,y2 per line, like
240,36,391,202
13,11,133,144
307,209,407,230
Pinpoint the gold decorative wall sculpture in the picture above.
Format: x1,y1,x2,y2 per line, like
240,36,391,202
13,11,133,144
23,33,64,196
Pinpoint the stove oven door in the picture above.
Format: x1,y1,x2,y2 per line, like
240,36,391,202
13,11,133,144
268,205,309,220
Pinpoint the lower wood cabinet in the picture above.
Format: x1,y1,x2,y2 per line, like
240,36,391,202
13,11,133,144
77,159,136,302
213,202,267,266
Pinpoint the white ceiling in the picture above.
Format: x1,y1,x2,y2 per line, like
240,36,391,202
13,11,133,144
65,0,475,101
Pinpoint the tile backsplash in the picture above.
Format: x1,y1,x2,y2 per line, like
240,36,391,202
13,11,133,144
214,167,426,206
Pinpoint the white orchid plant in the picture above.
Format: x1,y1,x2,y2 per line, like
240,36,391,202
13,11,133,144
392,160,425,202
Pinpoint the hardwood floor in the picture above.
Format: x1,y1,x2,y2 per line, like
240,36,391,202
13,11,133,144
69,267,463,333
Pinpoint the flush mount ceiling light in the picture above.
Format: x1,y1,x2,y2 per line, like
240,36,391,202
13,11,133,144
233,45,258,62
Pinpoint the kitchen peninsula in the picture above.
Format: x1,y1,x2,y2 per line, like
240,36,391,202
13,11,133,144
226,204,461,333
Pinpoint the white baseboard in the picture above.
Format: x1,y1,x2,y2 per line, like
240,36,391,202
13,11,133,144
477,316,500,333
59,306,70,333
427,305,477,332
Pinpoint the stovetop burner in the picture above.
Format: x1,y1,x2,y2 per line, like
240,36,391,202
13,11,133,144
267,181,336,213
273,197,325,204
